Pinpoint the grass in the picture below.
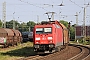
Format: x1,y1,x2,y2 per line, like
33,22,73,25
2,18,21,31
70,40,90,45
0,42,36,60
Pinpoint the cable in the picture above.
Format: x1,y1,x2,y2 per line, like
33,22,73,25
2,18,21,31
50,0,54,4
69,0,83,8
18,0,47,11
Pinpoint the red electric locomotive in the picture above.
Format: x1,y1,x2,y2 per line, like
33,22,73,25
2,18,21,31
33,20,69,54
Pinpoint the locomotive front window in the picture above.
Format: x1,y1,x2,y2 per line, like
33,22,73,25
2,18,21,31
36,28,43,34
44,28,52,33
36,28,52,34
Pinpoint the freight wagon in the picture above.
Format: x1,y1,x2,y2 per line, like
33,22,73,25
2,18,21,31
0,28,22,47
22,32,33,42
33,20,69,54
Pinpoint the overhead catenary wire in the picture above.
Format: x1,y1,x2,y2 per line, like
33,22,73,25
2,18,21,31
50,0,55,4
69,0,83,8
18,0,48,11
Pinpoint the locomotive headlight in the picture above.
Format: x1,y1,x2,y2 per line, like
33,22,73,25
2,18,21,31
49,44,54,48
48,37,52,40
35,37,40,40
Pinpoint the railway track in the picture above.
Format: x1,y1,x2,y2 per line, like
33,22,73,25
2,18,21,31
68,44,90,60
17,44,90,60
17,46,69,60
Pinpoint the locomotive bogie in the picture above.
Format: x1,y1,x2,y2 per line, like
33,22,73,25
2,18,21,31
34,44,55,53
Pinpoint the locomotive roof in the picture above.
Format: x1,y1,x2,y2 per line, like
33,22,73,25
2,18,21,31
36,20,68,30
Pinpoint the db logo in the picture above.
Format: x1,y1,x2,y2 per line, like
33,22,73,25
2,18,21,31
42,35,46,40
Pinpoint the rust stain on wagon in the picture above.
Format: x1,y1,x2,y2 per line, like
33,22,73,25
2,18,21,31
0,28,22,47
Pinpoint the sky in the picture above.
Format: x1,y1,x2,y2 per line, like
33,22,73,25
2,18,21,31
0,0,90,25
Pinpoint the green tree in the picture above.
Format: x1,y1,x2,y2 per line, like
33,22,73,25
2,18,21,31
6,21,13,28
6,20,20,29
0,20,2,28
0,20,37,32
59,20,69,28
27,21,36,31
70,26,75,40
27,21,36,27
19,22,28,32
